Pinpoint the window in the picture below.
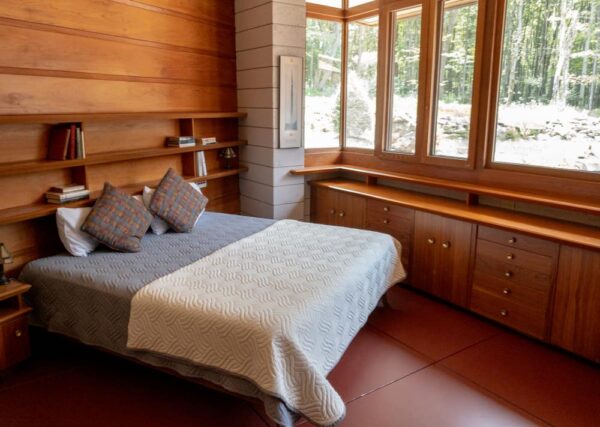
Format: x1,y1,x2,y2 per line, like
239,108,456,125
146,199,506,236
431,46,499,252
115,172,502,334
305,18,343,148
386,6,423,155
493,0,600,173
431,0,478,159
307,0,342,8
348,0,375,7
345,17,379,148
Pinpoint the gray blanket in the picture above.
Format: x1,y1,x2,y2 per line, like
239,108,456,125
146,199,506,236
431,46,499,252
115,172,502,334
20,213,303,426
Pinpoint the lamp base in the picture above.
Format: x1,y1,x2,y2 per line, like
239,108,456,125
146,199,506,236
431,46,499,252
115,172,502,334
0,266,8,286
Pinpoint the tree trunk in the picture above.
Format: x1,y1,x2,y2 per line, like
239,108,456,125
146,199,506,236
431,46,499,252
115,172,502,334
507,0,524,103
552,0,577,107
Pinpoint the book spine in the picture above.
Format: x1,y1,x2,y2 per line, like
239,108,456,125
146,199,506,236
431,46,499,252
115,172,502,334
81,130,86,159
69,124,76,160
76,127,82,159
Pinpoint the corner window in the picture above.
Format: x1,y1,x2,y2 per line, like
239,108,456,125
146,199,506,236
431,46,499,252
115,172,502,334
386,6,423,155
345,16,379,149
305,18,343,148
493,0,600,173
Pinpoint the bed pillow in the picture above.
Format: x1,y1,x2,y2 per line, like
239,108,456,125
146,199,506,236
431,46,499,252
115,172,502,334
56,207,99,257
142,183,205,235
149,169,208,233
82,183,153,252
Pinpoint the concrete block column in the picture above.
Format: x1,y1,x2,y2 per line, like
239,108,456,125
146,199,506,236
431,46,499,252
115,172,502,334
235,0,306,219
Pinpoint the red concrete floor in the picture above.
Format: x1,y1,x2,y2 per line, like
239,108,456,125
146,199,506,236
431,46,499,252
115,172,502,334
1,286,598,426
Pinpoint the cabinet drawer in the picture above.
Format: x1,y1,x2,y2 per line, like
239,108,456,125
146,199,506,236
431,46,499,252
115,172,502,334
472,272,550,311
0,315,30,370
474,252,554,289
478,226,559,257
476,239,555,275
367,200,414,221
471,288,547,339
366,211,413,236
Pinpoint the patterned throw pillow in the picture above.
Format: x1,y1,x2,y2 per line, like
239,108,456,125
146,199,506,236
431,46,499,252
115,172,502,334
150,168,208,233
82,183,153,252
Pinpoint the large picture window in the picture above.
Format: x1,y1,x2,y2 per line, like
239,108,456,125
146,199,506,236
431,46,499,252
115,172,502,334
305,18,343,149
493,0,600,173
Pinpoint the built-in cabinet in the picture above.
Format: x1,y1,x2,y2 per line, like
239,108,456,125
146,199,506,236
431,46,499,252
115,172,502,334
412,212,473,308
309,179,600,362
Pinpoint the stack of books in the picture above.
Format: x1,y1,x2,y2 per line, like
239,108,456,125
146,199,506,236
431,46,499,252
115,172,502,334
47,124,86,160
166,136,196,148
195,152,208,188
46,184,90,204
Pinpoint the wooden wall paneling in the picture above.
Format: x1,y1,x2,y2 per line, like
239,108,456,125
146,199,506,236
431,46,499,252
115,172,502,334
551,246,600,362
0,75,237,115
130,0,235,26
0,169,72,209
0,25,236,86
0,0,235,55
0,124,49,163
85,155,183,192
193,118,239,141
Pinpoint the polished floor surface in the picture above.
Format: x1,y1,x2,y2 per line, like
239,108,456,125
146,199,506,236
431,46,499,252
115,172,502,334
1,286,598,426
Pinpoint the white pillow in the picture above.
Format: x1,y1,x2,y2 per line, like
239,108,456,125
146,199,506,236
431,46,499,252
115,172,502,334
142,183,205,235
56,207,99,257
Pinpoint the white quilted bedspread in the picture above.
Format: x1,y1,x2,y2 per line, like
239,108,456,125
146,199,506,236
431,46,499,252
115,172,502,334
127,220,406,426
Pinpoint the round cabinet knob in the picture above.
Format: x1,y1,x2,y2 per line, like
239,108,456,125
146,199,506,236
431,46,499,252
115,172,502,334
508,237,517,244
504,271,513,278
383,219,390,224
427,238,436,245
500,309,509,317
502,287,512,295
506,253,515,260
338,211,345,217
15,329,22,338
383,206,390,212
442,241,451,249
329,209,336,215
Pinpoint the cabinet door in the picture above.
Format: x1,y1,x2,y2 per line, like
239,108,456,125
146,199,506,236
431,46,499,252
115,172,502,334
335,191,366,228
311,186,337,225
551,246,600,362
412,211,473,307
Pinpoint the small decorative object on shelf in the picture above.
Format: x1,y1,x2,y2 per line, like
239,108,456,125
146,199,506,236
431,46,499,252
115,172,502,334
45,184,90,204
166,136,196,148
0,243,13,286
220,147,237,170
201,137,217,145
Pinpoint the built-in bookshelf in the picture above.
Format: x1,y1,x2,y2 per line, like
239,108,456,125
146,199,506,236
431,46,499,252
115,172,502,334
0,111,248,226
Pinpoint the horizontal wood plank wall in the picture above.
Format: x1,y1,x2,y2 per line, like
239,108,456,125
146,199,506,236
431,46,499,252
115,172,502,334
0,0,239,274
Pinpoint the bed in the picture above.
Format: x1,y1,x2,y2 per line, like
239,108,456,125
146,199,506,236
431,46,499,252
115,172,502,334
19,212,406,426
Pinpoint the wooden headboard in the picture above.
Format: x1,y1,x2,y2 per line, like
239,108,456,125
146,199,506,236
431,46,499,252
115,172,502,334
0,0,244,275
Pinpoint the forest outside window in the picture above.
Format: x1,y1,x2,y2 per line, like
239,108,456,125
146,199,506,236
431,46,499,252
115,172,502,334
305,18,343,149
430,0,478,159
492,0,600,173
386,6,423,155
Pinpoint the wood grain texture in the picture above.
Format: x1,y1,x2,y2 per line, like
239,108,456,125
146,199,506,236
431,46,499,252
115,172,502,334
551,246,600,362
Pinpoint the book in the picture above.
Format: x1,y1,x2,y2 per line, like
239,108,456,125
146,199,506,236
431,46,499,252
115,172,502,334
48,184,86,193
69,124,76,160
46,189,90,201
195,151,207,177
47,127,71,160
167,141,196,148
76,127,82,159
201,137,217,145
46,194,90,204
80,130,86,159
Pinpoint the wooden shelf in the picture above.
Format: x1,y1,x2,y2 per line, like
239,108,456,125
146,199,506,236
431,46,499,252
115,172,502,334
312,179,600,250
0,111,247,125
0,166,248,226
293,164,600,215
0,141,247,177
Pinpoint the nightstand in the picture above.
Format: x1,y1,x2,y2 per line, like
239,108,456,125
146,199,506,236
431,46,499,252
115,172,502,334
0,279,32,371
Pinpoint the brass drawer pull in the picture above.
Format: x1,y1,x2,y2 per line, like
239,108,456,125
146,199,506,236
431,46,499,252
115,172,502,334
500,309,508,317
338,211,345,217
504,271,513,278
383,206,390,212
506,253,514,260
502,287,512,295
508,237,517,244
427,238,436,245
15,329,22,338
383,219,390,224
442,241,451,249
